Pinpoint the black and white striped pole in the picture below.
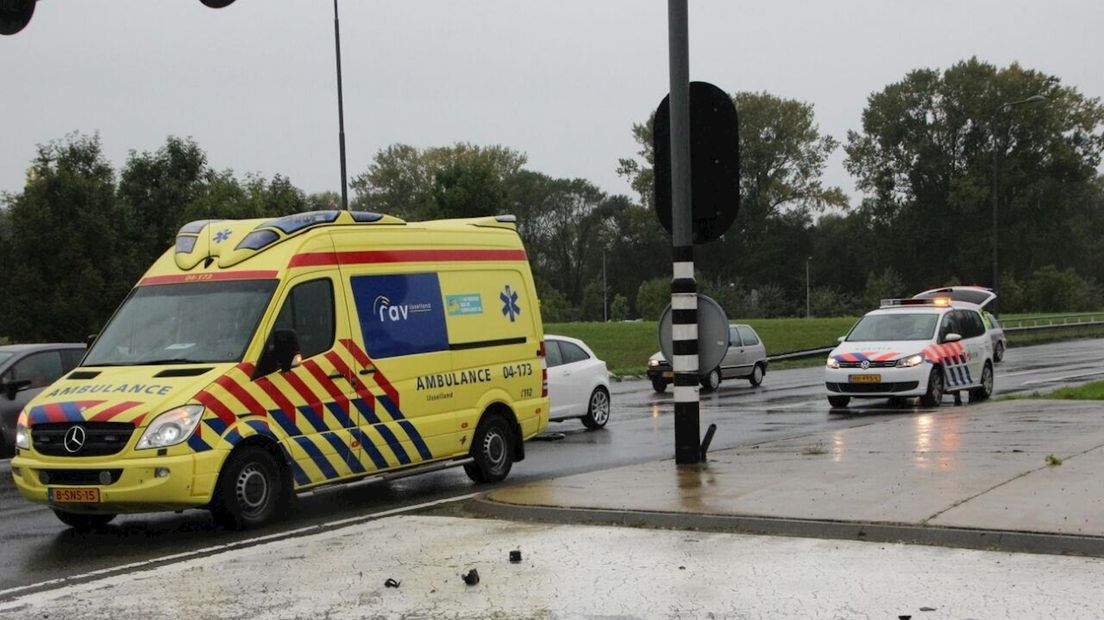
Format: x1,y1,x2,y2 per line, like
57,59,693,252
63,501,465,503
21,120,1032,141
667,0,701,465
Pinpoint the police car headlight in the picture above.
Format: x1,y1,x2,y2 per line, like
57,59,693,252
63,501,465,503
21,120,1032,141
648,359,662,368
15,411,30,450
826,357,840,369
136,405,205,450
896,354,924,368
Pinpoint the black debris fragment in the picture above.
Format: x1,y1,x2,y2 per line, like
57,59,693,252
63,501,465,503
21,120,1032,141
462,569,480,586
919,607,936,612
509,550,522,563
384,578,401,588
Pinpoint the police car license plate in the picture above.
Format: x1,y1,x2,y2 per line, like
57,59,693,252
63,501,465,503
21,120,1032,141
662,371,673,379
49,488,100,503
849,374,881,383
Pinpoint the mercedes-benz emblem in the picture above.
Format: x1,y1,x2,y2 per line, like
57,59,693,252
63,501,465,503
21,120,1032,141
64,426,87,453
860,360,870,369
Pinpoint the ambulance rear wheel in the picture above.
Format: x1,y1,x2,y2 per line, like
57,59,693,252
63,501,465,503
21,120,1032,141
465,413,514,483
53,510,116,531
212,446,285,530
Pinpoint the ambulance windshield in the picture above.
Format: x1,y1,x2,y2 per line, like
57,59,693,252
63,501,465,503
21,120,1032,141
84,279,278,366
847,313,939,342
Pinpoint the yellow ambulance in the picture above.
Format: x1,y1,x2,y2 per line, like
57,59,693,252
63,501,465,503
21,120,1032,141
11,211,549,529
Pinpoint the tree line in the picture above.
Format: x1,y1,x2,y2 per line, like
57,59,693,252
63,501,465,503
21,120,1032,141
2,57,1103,343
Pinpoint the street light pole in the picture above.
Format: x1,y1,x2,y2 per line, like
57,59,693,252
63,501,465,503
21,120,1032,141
805,257,811,319
333,0,349,210
991,94,1046,304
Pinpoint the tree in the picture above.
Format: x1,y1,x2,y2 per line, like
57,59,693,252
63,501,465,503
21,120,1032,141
636,277,669,322
5,134,131,341
845,58,1104,290
117,136,208,274
610,294,630,321
351,143,527,220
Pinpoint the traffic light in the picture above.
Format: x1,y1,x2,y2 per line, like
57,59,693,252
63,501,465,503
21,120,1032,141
0,0,35,36
1,0,238,36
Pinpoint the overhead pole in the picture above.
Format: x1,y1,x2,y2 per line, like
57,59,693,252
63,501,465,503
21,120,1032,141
333,0,349,209
667,0,700,465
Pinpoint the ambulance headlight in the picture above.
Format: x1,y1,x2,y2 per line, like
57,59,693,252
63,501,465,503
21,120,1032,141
15,411,30,450
896,354,924,368
826,357,840,369
136,405,205,450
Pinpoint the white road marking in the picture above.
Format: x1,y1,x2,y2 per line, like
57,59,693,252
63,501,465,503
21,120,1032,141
0,491,479,601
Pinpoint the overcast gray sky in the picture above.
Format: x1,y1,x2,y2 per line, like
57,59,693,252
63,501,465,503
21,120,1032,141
3,0,1101,206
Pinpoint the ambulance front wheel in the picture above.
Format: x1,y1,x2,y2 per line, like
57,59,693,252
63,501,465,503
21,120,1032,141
465,413,514,484
211,446,287,530
53,510,116,531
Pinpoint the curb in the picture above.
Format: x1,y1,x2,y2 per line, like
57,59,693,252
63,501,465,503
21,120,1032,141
470,497,1104,559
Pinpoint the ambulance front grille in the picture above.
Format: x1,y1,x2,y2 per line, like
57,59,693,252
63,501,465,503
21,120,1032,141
32,423,135,457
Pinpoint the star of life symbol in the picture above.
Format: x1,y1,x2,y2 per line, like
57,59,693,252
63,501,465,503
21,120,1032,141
214,229,232,243
500,285,520,322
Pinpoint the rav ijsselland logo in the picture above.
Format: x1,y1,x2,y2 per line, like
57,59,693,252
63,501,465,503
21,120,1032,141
373,295,434,322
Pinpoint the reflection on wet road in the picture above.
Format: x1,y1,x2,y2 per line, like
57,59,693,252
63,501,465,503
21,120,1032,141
1,338,1101,594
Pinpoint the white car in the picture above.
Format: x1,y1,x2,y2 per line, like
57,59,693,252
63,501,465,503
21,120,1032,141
545,335,611,429
825,298,995,408
912,286,1007,362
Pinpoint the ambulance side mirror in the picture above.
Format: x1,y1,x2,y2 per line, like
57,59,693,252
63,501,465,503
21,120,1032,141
271,329,302,373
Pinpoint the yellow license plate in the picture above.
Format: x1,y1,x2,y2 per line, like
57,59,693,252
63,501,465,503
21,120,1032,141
49,488,101,503
850,374,881,383
662,371,673,379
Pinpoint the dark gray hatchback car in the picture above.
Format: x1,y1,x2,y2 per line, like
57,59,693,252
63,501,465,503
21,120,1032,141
0,343,86,457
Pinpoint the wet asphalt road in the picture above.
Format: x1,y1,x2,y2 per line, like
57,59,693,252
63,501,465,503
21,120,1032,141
0,338,1102,595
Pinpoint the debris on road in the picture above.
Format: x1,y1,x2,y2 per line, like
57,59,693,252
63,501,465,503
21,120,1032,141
462,569,480,586
384,578,401,588
509,550,522,563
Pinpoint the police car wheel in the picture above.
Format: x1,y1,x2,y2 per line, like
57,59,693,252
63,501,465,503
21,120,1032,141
827,395,850,408
581,387,610,430
53,510,116,531
994,342,1005,363
921,368,944,408
212,446,285,530
700,368,721,392
652,379,667,394
748,364,765,387
970,362,994,403
465,413,514,483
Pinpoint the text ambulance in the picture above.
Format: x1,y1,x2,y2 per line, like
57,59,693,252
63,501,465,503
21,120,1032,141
11,211,548,529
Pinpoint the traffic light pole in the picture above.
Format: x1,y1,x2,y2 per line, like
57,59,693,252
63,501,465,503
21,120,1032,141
667,0,700,465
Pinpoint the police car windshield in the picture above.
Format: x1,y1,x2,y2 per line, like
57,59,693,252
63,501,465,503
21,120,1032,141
847,313,939,342
84,280,278,366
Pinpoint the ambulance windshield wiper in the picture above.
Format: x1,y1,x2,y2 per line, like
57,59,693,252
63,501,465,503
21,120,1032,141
132,358,207,366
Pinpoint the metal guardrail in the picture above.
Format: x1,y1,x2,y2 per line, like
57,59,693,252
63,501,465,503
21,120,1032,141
767,347,834,363
1005,319,1104,334
767,319,1104,363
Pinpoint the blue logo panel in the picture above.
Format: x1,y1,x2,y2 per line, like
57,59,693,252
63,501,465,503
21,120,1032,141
351,274,449,358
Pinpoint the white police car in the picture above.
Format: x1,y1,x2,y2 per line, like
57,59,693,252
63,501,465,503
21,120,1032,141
825,298,995,408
